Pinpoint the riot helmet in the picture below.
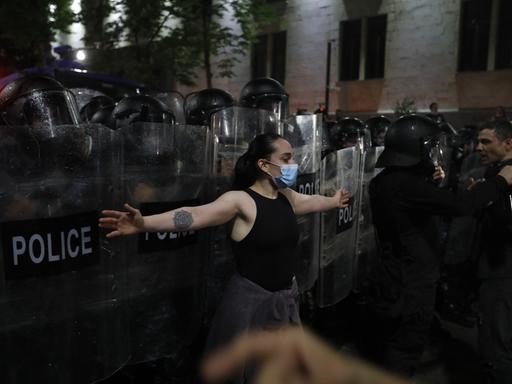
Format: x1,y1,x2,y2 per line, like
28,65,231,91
80,95,116,129
0,75,92,175
376,114,444,168
239,78,289,121
114,95,177,166
152,91,186,124
113,95,175,127
365,116,391,147
0,74,79,128
185,88,235,126
328,117,365,150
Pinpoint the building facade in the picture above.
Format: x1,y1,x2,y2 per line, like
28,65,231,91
179,0,512,123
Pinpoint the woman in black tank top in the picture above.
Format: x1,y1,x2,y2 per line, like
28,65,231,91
231,188,298,291
100,133,350,383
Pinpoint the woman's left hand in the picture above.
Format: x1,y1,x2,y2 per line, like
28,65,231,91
334,188,350,208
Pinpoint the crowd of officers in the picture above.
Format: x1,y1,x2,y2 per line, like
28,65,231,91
1,73,512,384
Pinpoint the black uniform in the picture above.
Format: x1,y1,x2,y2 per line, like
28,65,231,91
476,160,512,384
368,165,509,376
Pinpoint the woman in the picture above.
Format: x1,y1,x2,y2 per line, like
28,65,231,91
100,133,349,379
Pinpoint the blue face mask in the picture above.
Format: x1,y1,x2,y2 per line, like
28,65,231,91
266,161,299,188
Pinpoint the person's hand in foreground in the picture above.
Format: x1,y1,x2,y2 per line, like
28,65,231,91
201,327,410,384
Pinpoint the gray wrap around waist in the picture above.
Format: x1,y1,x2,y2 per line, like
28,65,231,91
205,273,301,356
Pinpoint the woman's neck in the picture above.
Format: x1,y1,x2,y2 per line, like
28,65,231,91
250,178,279,199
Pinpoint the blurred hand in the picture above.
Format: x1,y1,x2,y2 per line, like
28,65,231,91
498,165,512,185
202,327,409,384
99,203,145,238
334,188,350,209
432,166,445,183
464,177,482,190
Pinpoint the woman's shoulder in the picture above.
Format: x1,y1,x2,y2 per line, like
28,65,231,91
219,189,255,204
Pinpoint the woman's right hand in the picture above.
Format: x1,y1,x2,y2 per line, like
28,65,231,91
99,203,145,238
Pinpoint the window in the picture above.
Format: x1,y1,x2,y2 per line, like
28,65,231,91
495,0,512,69
459,0,512,72
366,15,387,79
251,31,287,84
339,19,361,81
271,31,287,85
458,0,492,71
251,35,268,79
339,15,387,81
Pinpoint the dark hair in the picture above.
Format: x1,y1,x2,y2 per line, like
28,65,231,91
429,102,437,110
233,133,283,190
479,120,512,141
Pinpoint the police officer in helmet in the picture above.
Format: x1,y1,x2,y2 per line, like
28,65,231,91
185,88,235,126
367,114,512,376
239,77,288,122
80,95,116,129
0,74,79,128
365,116,391,147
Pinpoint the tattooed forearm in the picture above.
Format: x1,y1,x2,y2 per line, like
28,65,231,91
173,210,193,231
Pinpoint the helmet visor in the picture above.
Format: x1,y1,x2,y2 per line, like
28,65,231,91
425,133,449,168
254,96,288,122
2,89,79,127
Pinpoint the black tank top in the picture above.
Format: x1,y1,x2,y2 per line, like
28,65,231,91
231,188,299,292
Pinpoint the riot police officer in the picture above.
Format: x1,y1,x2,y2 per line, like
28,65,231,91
322,117,366,160
239,77,289,122
365,116,391,147
185,88,235,126
367,115,512,376
0,74,79,128
80,95,116,129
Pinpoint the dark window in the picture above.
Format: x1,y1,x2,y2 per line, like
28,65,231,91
251,34,268,79
365,14,387,79
339,19,362,81
271,31,287,85
495,0,512,69
458,0,492,72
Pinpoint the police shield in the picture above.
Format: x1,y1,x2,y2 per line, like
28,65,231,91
317,146,362,306
284,113,321,292
207,106,280,317
119,121,211,363
354,146,384,290
0,123,129,383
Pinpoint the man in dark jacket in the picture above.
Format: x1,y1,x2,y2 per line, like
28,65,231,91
474,119,512,384
368,115,512,377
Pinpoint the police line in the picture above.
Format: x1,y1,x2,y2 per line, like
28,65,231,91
0,113,375,383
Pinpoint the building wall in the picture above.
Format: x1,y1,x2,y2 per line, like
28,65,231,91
376,0,461,113
177,0,511,116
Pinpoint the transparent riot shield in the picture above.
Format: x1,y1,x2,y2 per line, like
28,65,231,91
285,114,322,292
354,146,384,291
317,146,362,307
119,121,211,364
153,92,186,124
0,123,129,383
207,106,280,319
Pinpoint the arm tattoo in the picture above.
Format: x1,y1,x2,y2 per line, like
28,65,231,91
173,210,193,231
